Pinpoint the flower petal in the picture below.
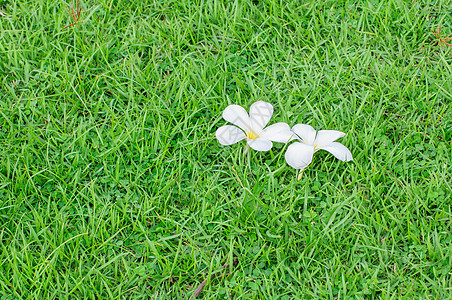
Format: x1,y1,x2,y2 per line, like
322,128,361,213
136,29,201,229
247,137,272,152
291,124,316,145
249,101,273,132
284,142,314,170
216,125,245,145
318,142,353,161
223,104,251,132
315,130,345,148
260,122,295,143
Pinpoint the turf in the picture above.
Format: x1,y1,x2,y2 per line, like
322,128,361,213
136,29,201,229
0,0,451,298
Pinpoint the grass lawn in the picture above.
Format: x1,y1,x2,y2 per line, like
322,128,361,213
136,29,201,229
1,0,451,298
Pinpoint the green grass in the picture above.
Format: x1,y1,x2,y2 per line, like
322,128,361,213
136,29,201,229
1,0,451,298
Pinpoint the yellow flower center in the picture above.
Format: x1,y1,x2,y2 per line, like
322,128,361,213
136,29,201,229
246,130,258,140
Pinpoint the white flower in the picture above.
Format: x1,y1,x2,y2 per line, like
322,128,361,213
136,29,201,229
215,101,293,151
285,124,353,171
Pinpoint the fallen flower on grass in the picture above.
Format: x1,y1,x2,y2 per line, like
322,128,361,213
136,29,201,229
216,101,293,152
0,11,11,17
285,124,353,179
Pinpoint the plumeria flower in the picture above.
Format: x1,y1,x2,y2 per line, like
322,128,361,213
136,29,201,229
216,101,293,152
285,124,353,178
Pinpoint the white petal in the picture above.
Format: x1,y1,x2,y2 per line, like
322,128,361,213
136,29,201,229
291,124,316,145
223,105,251,132
315,130,345,148
216,125,245,145
247,137,272,152
284,142,314,170
249,101,273,132
260,122,295,143
318,142,353,161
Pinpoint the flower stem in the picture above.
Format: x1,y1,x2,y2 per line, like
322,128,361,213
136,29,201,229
297,171,304,180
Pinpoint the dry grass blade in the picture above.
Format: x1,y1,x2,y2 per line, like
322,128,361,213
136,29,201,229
189,259,239,299
62,0,82,30
432,24,452,47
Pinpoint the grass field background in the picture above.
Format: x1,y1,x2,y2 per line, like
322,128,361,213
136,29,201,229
1,0,451,298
